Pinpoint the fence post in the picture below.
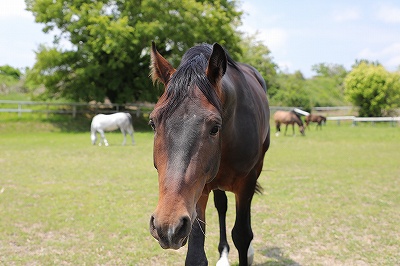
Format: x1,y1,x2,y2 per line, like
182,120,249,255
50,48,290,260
18,104,22,117
72,105,76,118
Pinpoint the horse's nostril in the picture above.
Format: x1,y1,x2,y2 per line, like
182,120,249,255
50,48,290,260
150,215,157,233
176,216,191,238
149,214,192,249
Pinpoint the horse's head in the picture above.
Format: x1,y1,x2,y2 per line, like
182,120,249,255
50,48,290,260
299,125,305,135
148,42,226,249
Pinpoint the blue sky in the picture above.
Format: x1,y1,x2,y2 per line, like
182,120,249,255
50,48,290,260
241,0,400,77
1,0,400,78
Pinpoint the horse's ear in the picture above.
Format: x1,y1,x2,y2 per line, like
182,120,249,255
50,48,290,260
206,43,227,88
150,41,176,86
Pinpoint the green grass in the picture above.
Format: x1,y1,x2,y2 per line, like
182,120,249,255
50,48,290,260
0,122,399,265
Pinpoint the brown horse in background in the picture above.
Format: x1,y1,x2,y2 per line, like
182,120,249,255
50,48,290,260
273,110,305,136
149,42,270,265
305,114,326,130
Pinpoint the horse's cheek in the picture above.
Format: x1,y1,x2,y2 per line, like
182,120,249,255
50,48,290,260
203,146,221,180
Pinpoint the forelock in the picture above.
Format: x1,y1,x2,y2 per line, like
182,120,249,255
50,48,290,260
157,45,222,120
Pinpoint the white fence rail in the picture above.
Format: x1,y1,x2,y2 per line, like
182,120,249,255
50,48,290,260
327,115,400,126
1,101,399,126
314,106,354,111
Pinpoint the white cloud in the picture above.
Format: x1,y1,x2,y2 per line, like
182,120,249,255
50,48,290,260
386,56,400,69
257,28,288,54
376,5,400,23
358,43,400,58
241,2,258,17
358,43,400,70
240,22,289,56
276,61,293,73
333,7,361,22
0,0,32,19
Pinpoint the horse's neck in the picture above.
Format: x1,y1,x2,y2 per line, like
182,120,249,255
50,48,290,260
294,116,303,126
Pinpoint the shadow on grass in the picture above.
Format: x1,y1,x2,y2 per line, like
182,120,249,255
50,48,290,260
254,246,301,266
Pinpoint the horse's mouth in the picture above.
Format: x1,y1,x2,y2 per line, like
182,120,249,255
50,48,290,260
151,231,189,250
149,218,190,250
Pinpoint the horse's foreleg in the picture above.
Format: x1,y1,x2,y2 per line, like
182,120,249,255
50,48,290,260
284,124,289,136
130,132,135,145
98,130,109,146
232,174,257,266
186,193,209,266
275,122,280,137
120,129,127,145
214,190,230,266
128,126,135,145
91,130,97,145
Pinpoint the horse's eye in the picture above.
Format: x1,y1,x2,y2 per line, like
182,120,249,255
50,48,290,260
149,119,156,131
210,125,220,136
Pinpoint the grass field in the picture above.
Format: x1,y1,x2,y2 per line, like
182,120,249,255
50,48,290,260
1,120,399,265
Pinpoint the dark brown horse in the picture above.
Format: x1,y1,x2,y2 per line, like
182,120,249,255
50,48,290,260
273,110,305,136
305,114,326,130
149,42,270,265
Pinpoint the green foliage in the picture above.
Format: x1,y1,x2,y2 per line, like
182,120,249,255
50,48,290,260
0,65,22,79
238,34,279,97
312,63,347,79
352,59,381,68
0,65,29,95
304,76,348,107
344,62,400,116
272,72,311,110
0,73,19,89
270,63,349,109
24,0,243,103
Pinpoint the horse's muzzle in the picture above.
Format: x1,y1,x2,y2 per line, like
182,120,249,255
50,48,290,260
149,214,191,250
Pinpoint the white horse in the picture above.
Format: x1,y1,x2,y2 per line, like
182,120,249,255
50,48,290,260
90,112,135,146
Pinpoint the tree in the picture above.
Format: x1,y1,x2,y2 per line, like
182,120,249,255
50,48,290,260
25,0,243,103
0,65,22,80
309,63,348,106
352,59,381,68
238,34,278,97
273,72,311,111
344,62,400,117
312,63,347,78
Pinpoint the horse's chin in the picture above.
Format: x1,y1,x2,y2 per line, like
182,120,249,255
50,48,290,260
158,236,188,250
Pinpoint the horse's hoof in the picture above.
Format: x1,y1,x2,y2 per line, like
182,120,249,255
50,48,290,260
216,247,229,266
275,132,280,137
248,242,254,265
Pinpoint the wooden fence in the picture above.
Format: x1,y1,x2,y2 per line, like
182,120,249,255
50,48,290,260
0,100,154,118
1,101,399,126
327,116,400,126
